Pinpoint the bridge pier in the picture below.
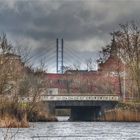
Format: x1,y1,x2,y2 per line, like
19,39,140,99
70,106,101,121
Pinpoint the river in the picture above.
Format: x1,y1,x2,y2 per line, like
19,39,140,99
0,117,140,140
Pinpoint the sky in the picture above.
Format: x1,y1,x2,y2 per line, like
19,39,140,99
0,0,140,72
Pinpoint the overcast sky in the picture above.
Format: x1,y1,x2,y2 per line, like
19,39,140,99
0,0,140,72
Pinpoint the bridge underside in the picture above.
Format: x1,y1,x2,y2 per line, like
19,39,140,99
70,106,101,121
45,101,118,121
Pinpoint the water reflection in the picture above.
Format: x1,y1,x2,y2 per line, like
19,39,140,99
57,116,69,122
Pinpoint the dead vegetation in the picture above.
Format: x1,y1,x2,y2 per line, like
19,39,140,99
100,109,140,122
100,102,140,122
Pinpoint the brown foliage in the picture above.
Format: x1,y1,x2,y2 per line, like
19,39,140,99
100,109,140,122
0,113,28,128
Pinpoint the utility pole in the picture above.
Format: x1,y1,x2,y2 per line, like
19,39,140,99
123,63,126,102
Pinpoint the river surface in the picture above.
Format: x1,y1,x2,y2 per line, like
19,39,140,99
0,117,140,140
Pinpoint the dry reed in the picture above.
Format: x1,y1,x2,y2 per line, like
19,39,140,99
100,109,140,122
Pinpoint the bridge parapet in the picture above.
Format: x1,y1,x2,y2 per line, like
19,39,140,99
41,95,119,101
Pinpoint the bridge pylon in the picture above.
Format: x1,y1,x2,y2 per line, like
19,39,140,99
56,38,64,74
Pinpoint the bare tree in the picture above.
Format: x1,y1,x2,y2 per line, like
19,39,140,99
97,45,111,64
97,33,124,97
85,58,96,71
0,33,12,54
35,56,47,73
115,22,140,99
73,62,81,70
19,73,45,121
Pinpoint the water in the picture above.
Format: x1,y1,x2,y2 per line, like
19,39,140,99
0,117,140,140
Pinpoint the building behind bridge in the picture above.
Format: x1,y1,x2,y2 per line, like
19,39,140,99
0,38,131,99
44,39,126,97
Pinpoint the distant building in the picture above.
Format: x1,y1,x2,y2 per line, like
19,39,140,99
44,37,125,96
0,40,126,97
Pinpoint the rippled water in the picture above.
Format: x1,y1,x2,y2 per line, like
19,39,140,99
0,117,140,140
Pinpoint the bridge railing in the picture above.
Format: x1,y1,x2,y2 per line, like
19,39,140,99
41,95,120,101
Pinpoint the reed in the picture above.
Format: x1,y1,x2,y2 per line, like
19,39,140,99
101,109,140,122
0,113,29,128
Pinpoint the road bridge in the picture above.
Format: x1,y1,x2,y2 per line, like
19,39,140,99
42,95,119,121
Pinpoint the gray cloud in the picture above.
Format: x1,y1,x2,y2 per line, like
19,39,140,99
0,0,140,72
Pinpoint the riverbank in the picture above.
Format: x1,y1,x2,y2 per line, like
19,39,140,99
0,97,29,128
1,101,140,128
100,102,140,122
0,100,57,128
0,110,57,128
0,113,29,128
28,110,57,122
